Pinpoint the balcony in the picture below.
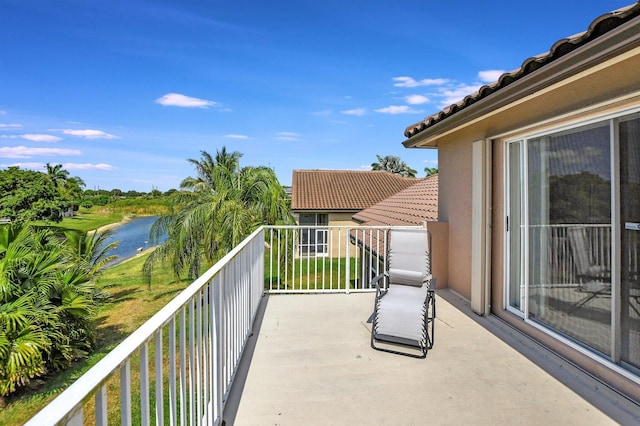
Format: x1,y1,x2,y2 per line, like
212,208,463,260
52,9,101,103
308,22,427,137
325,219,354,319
24,226,639,425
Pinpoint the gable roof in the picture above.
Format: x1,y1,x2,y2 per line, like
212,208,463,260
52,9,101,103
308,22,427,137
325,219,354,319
291,169,419,211
403,2,640,141
353,174,438,226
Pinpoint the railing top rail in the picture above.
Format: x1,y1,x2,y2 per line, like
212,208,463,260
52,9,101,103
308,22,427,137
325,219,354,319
264,225,424,230
25,226,266,426
527,224,612,228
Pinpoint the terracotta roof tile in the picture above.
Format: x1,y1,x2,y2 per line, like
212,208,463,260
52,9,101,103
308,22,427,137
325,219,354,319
404,2,640,139
291,170,419,211
353,174,438,226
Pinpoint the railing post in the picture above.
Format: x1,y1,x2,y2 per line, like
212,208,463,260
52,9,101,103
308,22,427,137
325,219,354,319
95,386,107,426
155,332,164,425
169,318,177,426
346,229,351,294
66,407,83,426
140,343,150,426
121,360,132,426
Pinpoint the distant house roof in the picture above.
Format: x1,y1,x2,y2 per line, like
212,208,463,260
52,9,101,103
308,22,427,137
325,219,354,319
403,2,640,141
353,174,438,226
291,170,419,211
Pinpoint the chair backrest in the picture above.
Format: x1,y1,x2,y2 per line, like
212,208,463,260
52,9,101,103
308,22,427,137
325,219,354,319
388,228,430,287
567,227,591,276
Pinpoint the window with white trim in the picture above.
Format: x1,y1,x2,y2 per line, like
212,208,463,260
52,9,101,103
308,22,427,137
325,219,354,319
298,213,329,256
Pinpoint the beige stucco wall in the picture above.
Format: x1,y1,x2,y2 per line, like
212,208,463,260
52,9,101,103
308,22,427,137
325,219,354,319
328,212,359,258
491,141,505,312
426,221,448,289
438,139,473,299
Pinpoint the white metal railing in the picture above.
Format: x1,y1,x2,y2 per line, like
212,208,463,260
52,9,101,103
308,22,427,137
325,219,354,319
528,224,611,286
264,225,422,293
25,227,265,426
25,225,422,425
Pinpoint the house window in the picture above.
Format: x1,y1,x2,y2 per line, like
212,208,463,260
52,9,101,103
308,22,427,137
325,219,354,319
298,213,328,256
506,109,640,373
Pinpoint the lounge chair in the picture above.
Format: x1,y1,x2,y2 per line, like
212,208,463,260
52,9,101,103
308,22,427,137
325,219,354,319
370,228,435,358
567,226,611,309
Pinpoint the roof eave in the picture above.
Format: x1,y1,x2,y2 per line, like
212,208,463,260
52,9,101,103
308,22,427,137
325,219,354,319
403,8,640,148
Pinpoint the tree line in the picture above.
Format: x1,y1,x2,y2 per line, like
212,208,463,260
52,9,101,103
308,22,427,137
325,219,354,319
0,164,177,224
371,154,437,178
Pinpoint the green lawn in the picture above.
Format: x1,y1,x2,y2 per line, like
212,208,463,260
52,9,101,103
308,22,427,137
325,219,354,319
35,208,125,233
264,256,362,290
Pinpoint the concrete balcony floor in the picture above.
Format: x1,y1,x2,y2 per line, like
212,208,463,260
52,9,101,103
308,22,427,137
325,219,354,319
228,290,639,425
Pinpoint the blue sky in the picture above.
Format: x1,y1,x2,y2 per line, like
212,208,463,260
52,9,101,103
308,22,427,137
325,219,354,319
0,0,633,191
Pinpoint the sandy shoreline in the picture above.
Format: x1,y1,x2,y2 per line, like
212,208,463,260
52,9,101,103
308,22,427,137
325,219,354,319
89,215,133,235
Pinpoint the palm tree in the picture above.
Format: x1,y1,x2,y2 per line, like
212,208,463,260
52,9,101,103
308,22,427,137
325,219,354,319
45,163,69,188
143,147,294,282
371,155,417,178
424,167,438,177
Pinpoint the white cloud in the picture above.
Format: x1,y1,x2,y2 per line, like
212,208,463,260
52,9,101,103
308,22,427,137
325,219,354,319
276,131,299,141
405,95,430,105
438,84,482,107
0,111,6,115
0,123,22,130
61,129,118,139
1,161,114,172
156,93,217,108
393,76,449,88
0,146,81,158
340,108,366,116
21,134,62,142
225,134,249,139
478,70,505,83
0,135,17,139
63,163,116,171
374,105,419,115
0,162,44,169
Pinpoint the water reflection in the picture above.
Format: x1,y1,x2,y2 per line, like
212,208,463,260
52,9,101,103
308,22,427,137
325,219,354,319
103,216,166,266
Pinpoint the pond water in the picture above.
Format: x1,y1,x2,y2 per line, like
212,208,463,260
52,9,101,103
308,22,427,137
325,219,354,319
103,216,167,266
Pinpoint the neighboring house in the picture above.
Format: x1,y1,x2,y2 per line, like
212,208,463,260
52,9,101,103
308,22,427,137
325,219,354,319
352,173,442,282
291,169,419,256
402,3,640,401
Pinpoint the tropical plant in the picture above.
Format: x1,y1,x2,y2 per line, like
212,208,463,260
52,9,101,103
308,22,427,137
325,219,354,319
143,147,295,282
0,224,114,398
424,167,438,177
371,155,417,178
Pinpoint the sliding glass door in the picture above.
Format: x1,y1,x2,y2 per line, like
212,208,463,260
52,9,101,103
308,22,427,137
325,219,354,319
506,110,640,371
620,113,640,369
